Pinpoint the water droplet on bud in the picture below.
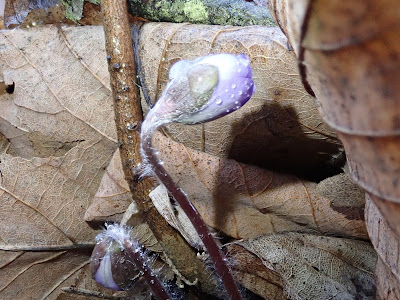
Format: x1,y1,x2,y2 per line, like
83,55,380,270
215,98,222,105
231,84,236,89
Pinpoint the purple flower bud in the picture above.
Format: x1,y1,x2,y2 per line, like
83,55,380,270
146,53,256,126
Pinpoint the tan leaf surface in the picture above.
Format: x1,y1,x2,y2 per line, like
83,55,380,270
139,23,342,182
226,244,285,299
0,24,119,298
84,149,135,224
268,1,400,295
238,233,376,299
0,25,117,249
365,195,400,298
154,133,367,240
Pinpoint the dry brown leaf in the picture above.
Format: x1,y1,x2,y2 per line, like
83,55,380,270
268,1,400,296
0,25,116,249
375,257,400,300
0,25,119,299
139,23,342,182
237,233,376,299
89,134,367,241
226,244,285,299
84,149,135,224
155,133,367,240
365,195,400,298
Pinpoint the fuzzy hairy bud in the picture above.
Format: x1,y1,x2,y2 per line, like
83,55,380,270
90,224,140,290
144,53,256,128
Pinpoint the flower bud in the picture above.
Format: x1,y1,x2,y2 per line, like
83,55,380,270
90,224,140,290
145,53,256,126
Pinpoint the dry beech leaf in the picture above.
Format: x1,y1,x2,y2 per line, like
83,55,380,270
0,25,116,249
365,195,400,299
84,149,137,223
0,25,118,299
139,23,342,182
153,133,367,240
226,244,285,299
91,134,367,241
236,233,376,299
268,1,400,296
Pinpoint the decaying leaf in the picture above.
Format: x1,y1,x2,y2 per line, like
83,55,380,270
226,244,285,299
84,149,137,224
236,233,376,299
268,0,400,296
365,195,400,298
0,25,119,299
155,133,368,240
0,25,116,249
89,134,367,242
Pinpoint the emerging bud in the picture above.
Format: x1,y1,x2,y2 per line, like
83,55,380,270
145,53,256,127
90,224,140,291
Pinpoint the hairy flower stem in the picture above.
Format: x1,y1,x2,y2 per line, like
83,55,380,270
122,239,170,300
141,126,242,300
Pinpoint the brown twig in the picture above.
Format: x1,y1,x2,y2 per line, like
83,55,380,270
100,0,218,297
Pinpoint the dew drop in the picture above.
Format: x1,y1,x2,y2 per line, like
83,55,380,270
150,280,155,284
235,105,241,109
235,101,239,104
231,84,236,89
245,85,250,90
225,89,229,93
226,109,230,113
161,57,166,61
238,90,243,96
159,161,165,165
215,98,222,105
198,76,203,82
230,94,235,98
238,68,242,73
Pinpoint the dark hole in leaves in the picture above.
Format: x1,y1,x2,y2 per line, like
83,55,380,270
6,82,15,94
229,102,346,182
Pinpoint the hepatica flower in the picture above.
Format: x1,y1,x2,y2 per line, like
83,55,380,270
144,53,256,129
139,53,256,300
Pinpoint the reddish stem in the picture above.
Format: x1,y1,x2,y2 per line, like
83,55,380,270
123,239,170,300
141,131,242,300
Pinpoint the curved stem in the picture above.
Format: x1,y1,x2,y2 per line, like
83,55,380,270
123,239,170,300
141,125,242,300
